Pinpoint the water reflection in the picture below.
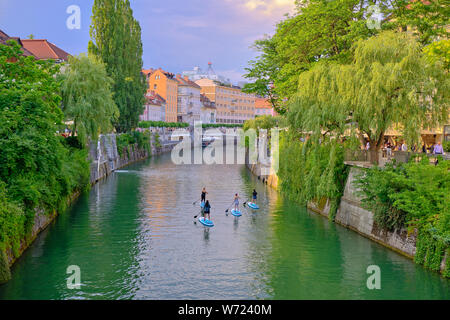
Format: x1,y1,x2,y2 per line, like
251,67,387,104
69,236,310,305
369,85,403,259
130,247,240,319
203,228,210,244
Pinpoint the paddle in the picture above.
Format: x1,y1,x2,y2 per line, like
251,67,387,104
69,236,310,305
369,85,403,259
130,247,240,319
192,198,201,205
193,199,205,219
224,201,234,216
194,211,201,219
194,206,204,219
243,199,250,207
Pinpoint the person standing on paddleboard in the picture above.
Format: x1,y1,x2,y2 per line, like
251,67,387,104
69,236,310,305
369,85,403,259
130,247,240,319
203,200,211,220
252,189,257,204
201,187,208,204
233,194,241,211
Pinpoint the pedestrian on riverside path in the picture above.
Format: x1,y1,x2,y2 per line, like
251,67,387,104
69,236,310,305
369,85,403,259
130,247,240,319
386,142,392,159
433,141,443,155
401,142,407,152
422,144,427,153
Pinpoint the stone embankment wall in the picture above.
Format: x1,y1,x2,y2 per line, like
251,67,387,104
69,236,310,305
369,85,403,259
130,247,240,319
90,131,177,184
5,191,80,268
89,134,149,184
3,131,177,279
246,162,278,189
245,156,447,273
335,167,417,258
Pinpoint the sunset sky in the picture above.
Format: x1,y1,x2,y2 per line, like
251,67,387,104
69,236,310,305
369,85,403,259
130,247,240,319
0,0,295,83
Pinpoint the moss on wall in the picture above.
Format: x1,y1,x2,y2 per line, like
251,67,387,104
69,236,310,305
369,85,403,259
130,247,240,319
0,249,11,284
415,230,448,277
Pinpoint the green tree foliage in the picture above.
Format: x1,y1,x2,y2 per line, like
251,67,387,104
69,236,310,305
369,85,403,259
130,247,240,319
60,54,119,145
278,131,349,220
243,0,449,112
355,157,449,237
393,0,450,44
138,121,189,128
89,0,146,133
243,0,387,113
243,115,286,132
0,182,24,257
242,37,279,109
201,123,243,128
288,31,448,162
443,140,450,153
355,157,449,277
423,39,450,72
116,131,151,157
0,41,89,248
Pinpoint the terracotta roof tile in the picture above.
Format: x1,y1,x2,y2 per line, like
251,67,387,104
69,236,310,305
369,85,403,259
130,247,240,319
21,39,70,61
255,97,272,109
0,29,34,56
145,91,166,105
175,74,201,88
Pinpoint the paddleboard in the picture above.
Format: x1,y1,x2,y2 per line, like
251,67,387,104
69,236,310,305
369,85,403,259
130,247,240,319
231,209,242,217
247,202,259,209
198,217,214,227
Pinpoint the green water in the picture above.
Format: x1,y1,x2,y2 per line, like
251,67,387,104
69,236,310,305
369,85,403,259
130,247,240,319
0,152,448,299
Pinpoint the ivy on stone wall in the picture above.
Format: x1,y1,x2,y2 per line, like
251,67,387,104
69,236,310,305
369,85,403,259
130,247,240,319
0,249,11,284
356,157,449,277
444,249,450,278
117,131,151,157
278,131,349,221
415,229,448,276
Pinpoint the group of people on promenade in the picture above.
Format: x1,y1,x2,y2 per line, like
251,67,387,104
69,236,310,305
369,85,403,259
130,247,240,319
199,187,258,221
364,140,445,158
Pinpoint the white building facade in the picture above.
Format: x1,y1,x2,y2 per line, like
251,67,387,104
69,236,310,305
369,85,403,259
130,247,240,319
200,94,216,124
140,92,166,122
176,75,202,125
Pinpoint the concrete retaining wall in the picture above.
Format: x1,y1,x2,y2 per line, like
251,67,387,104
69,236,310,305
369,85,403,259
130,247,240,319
89,132,177,184
246,162,278,189
335,167,417,258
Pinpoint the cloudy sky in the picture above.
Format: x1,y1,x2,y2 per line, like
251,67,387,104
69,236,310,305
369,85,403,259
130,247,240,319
0,0,295,83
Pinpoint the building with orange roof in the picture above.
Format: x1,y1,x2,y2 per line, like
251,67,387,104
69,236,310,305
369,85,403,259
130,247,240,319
140,91,166,122
21,39,70,62
255,97,276,117
141,68,154,77
145,68,178,122
0,29,35,59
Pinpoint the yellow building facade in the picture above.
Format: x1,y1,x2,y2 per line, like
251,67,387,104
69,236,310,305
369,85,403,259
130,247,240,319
144,68,178,122
195,78,255,124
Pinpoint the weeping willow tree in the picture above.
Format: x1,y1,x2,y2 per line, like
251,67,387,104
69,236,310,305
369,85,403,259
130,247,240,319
278,130,349,220
60,54,119,145
288,30,449,163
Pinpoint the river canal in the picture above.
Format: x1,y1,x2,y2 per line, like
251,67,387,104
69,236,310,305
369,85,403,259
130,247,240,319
0,151,448,299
